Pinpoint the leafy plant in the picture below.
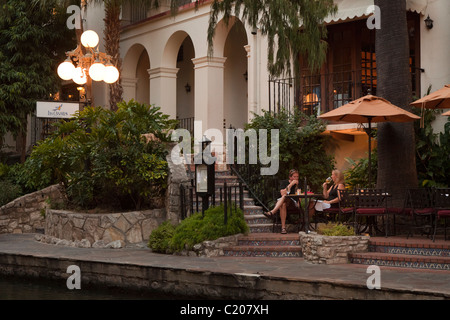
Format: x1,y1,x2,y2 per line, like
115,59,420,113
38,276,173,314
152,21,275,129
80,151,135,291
344,148,378,189
238,108,335,208
149,205,249,253
23,100,177,210
148,221,177,254
317,222,355,236
413,108,450,187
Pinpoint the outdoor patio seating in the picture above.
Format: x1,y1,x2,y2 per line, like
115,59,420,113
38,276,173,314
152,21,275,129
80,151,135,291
433,188,450,241
387,189,412,236
405,188,435,239
354,188,389,237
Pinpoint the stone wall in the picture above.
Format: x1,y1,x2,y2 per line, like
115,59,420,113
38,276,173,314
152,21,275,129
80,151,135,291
299,232,369,264
45,208,166,247
0,184,65,234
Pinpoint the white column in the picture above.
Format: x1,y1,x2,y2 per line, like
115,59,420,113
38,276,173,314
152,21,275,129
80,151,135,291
121,77,138,102
192,56,227,132
148,67,179,119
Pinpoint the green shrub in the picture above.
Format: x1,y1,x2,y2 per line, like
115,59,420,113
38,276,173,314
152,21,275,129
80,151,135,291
148,221,177,254
22,100,177,210
149,205,249,253
317,222,355,236
0,179,22,206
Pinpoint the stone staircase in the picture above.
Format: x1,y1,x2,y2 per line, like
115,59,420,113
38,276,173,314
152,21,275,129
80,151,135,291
349,237,450,271
187,165,303,257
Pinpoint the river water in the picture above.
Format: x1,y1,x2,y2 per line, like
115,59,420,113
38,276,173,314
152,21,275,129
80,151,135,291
0,275,176,300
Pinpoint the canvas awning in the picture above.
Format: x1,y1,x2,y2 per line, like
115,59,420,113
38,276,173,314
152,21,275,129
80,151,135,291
324,0,428,24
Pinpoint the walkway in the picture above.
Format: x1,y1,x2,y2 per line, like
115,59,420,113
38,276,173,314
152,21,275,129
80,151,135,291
0,233,449,300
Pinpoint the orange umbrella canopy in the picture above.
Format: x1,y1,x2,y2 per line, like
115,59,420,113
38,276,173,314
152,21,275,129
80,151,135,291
318,95,421,123
318,95,420,187
410,84,450,109
443,110,450,116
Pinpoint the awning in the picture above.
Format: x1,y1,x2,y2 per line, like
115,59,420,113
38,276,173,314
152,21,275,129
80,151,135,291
324,0,428,24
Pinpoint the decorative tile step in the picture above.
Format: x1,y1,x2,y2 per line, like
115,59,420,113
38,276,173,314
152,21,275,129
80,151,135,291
223,245,303,258
237,233,300,246
349,252,450,270
368,237,450,257
244,214,272,225
248,224,274,233
193,198,255,207
243,206,265,216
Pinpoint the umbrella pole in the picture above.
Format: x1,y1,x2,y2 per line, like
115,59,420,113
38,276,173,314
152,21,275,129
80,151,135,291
367,118,372,188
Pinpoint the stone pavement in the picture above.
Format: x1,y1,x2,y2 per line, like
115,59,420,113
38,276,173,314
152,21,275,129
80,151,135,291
0,233,449,300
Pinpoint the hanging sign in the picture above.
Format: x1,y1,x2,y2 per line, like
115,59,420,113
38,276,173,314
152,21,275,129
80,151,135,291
36,101,80,119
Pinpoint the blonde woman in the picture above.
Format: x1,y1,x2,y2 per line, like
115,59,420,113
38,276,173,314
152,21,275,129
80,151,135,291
313,169,346,212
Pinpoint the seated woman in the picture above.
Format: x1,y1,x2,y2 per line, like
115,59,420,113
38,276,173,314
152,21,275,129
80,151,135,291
266,169,300,234
310,169,345,217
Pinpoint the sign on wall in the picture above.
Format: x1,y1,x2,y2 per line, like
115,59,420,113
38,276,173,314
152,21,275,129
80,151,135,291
36,101,80,119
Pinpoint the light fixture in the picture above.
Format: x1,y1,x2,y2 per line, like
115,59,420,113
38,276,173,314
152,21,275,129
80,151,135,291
424,15,433,29
57,58,76,80
88,60,106,81
57,30,119,85
72,67,87,85
80,30,99,48
185,83,191,93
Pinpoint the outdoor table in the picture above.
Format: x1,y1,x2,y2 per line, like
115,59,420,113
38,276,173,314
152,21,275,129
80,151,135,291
286,193,323,232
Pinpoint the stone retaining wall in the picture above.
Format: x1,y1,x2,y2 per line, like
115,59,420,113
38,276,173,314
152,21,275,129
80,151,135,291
0,185,65,234
299,232,369,264
45,208,166,247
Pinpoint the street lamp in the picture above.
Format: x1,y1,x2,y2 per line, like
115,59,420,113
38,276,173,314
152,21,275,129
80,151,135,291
57,30,119,102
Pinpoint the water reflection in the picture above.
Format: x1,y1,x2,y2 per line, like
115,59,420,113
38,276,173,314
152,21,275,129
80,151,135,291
0,275,172,300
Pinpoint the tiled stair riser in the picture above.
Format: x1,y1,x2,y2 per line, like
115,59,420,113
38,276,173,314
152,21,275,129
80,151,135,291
350,257,450,271
369,245,450,257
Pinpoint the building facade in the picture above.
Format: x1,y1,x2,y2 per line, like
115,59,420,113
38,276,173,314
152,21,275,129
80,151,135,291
4,0,448,171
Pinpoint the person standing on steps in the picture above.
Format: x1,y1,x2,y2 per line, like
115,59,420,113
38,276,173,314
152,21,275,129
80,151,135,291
265,169,300,234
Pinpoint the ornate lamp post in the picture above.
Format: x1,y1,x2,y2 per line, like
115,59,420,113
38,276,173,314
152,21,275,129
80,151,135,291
57,30,119,105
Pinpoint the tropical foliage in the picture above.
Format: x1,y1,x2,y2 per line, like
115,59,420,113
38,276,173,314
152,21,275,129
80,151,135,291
0,0,75,160
207,0,337,77
22,100,177,210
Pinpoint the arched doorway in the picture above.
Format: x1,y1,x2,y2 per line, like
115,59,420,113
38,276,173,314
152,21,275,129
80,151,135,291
122,44,150,104
176,36,195,134
223,20,248,129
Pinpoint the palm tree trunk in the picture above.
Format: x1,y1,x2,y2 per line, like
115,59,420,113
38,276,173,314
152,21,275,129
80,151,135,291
375,0,418,205
104,1,123,111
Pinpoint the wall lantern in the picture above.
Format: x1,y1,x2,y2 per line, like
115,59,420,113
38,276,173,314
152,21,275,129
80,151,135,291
185,83,191,93
424,15,433,29
195,136,216,215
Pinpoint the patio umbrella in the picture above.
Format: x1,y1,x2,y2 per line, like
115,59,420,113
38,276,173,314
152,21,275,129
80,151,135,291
443,110,450,116
318,95,420,186
410,84,450,127
410,84,450,109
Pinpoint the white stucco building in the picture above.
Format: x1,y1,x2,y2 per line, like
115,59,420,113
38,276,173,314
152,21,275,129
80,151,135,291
3,0,449,171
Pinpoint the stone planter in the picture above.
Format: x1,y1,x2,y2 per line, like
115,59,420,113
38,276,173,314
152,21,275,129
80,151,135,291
299,231,369,264
45,208,166,247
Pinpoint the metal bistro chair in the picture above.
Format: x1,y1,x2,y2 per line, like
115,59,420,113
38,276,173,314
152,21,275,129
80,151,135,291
338,189,357,226
433,188,450,241
354,188,389,237
405,188,435,239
